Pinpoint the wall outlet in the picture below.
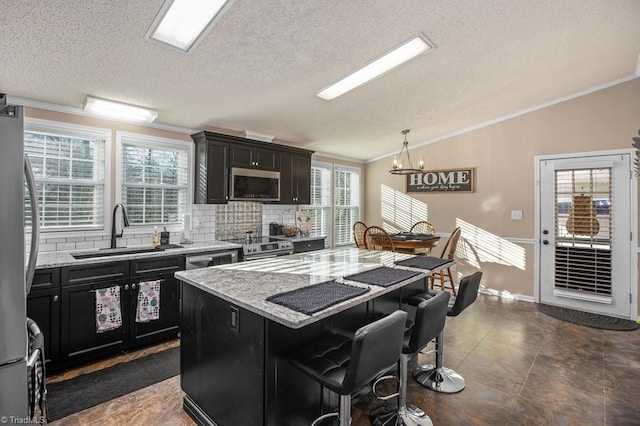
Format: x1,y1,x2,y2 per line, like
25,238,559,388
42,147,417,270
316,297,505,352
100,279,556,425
511,210,523,220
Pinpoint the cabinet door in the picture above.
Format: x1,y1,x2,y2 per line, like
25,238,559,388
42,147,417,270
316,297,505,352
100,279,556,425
27,269,61,370
229,145,254,168
60,279,130,365
293,155,311,204
278,152,295,203
206,141,230,203
255,148,277,171
129,257,183,348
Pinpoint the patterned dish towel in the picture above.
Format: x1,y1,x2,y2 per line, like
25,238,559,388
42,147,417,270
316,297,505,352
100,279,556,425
136,280,161,323
95,286,122,333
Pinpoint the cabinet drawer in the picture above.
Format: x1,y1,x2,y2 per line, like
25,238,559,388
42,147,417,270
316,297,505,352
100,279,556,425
30,268,60,292
62,261,129,286
293,239,325,253
131,256,184,276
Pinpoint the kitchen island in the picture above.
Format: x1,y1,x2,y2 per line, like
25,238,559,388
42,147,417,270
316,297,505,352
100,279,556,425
175,247,453,425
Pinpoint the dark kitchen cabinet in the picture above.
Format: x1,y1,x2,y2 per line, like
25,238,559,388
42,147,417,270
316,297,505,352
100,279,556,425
129,256,183,349
279,152,312,204
192,131,314,204
27,268,61,371
230,145,277,171
60,261,130,367
193,133,229,204
292,238,326,253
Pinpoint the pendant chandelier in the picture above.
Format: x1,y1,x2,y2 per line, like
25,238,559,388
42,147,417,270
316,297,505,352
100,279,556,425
389,129,424,175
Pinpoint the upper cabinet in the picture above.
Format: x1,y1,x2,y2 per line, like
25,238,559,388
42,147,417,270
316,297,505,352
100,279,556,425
279,152,311,204
191,131,313,204
230,145,277,171
193,132,229,204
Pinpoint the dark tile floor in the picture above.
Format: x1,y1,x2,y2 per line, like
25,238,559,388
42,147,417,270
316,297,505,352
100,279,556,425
49,294,640,425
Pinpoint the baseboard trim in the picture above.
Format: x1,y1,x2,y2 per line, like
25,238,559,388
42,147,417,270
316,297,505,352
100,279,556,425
479,286,535,303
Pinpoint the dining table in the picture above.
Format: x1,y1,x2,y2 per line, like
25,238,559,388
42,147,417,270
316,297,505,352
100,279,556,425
386,232,441,254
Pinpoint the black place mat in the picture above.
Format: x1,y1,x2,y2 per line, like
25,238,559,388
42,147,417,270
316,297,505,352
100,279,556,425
390,232,439,241
343,266,423,288
266,280,369,315
394,256,453,270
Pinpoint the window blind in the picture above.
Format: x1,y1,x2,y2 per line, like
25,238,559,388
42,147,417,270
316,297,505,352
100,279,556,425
24,131,105,230
301,163,332,243
121,138,189,225
334,165,360,245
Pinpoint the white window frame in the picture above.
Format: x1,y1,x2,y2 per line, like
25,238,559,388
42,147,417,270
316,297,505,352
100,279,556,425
24,117,111,236
115,131,193,234
301,161,362,248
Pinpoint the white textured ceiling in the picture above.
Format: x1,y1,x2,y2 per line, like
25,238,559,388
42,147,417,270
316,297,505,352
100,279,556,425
2,1,639,161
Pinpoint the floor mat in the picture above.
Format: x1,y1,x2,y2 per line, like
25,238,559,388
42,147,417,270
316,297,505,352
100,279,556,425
46,346,179,421
536,303,639,331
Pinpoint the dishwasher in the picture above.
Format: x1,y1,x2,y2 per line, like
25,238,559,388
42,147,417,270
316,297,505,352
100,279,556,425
185,250,239,269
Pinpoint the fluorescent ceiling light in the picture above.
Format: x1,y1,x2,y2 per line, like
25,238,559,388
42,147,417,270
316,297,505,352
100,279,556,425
316,34,436,101
147,0,235,52
83,96,158,123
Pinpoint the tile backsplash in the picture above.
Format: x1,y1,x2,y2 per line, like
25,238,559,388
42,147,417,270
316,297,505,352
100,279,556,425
35,202,302,253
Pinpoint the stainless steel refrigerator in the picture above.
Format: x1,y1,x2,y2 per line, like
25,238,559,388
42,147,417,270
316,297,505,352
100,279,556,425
0,95,40,418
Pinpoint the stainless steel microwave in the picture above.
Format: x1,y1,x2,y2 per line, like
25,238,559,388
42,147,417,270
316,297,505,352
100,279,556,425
230,167,280,201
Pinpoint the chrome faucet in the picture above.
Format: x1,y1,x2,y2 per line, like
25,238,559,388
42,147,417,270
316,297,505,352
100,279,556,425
110,203,130,248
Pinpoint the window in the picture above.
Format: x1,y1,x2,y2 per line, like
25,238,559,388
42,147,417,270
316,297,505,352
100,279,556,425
334,165,360,245
301,162,361,247
303,162,332,243
116,132,192,228
24,118,108,232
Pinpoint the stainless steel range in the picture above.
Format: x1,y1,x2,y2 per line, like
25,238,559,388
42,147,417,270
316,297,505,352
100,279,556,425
225,235,294,260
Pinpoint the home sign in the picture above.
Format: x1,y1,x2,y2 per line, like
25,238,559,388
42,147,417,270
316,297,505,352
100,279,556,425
406,168,475,193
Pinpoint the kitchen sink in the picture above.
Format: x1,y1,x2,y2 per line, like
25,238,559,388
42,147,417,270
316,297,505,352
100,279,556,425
71,244,183,259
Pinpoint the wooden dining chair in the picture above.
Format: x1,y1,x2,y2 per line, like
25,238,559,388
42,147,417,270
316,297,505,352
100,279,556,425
353,221,367,248
409,221,436,254
429,227,461,295
364,226,395,252
409,221,436,235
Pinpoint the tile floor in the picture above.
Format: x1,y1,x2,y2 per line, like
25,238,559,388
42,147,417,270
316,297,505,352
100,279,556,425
48,294,640,425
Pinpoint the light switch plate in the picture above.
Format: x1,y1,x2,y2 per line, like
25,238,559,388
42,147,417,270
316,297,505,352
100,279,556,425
511,210,523,220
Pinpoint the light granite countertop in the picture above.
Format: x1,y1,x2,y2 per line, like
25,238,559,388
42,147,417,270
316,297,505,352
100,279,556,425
36,240,243,269
175,247,452,329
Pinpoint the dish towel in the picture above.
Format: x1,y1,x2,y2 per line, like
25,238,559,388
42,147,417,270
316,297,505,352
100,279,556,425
136,280,161,323
95,286,122,333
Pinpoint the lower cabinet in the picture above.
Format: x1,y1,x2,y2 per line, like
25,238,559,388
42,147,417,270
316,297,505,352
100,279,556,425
60,262,130,367
40,255,186,371
292,238,326,253
27,268,62,370
129,256,183,349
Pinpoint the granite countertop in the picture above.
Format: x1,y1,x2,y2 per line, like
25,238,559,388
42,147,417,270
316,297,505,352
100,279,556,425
36,240,243,269
175,247,448,329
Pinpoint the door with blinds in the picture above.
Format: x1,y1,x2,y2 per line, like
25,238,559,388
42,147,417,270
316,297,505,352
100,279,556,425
537,151,634,318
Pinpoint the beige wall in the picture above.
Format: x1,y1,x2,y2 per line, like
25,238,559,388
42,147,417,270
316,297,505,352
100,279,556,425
365,78,640,304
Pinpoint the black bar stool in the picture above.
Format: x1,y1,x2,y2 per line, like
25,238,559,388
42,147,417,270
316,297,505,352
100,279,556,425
409,271,482,393
373,290,450,425
289,310,408,426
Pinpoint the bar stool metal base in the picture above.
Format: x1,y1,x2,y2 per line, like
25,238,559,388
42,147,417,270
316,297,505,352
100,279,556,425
370,404,434,426
412,364,465,394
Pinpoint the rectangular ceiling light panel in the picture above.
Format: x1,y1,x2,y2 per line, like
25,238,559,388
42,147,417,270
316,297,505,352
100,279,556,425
317,33,436,101
147,0,235,52
83,96,158,123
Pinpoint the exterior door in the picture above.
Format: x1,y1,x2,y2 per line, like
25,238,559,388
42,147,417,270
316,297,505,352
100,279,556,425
537,151,635,319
